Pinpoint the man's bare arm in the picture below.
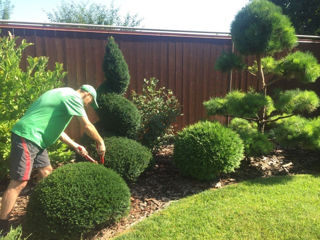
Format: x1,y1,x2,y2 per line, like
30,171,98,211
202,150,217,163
77,115,106,159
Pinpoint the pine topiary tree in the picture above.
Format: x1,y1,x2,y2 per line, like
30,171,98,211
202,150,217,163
205,0,320,155
98,36,130,95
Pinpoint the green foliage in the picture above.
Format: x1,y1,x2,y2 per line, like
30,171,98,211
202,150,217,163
0,34,66,181
272,116,320,150
98,36,130,95
77,135,152,182
26,162,130,240
0,120,15,180
269,0,320,35
229,118,273,157
102,137,152,182
96,93,141,139
131,77,181,151
214,51,245,72
204,90,274,118
274,89,320,114
0,35,66,121
231,0,297,55
248,56,281,76
278,51,320,83
0,225,29,240
46,1,142,27
173,121,244,181
47,141,74,168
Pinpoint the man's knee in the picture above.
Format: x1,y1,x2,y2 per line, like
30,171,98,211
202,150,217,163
38,165,53,179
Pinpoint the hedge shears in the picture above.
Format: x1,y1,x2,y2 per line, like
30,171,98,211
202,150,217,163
77,146,104,165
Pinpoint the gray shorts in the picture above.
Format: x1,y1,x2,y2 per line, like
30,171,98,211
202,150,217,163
10,133,50,181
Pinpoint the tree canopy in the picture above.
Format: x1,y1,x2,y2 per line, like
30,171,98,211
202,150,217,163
231,0,297,56
269,0,320,35
0,0,13,19
46,1,143,27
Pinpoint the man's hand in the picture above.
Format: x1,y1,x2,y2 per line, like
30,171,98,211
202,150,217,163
96,141,106,160
76,145,88,157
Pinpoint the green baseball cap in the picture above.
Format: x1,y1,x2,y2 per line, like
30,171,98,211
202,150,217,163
80,84,99,109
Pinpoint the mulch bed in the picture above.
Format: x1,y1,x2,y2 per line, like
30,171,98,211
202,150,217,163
1,146,320,239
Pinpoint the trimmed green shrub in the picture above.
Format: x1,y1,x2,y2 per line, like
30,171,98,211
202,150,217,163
25,162,130,240
173,121,244,181
98,36,130,95
76,135,152,182
131,77,181,151
96,93,141,139
272,116,320,150
229,118,273,157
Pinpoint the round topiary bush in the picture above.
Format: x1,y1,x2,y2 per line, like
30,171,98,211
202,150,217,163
81,136,152,182
96,93,141,139
25,162,130,240
173,121,244,181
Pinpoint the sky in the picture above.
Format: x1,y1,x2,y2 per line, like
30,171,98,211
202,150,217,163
9,0,250,33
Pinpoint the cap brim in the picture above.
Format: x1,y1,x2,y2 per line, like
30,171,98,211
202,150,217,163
91,99,99,109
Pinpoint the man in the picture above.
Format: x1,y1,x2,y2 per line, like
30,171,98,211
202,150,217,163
0,84,105,234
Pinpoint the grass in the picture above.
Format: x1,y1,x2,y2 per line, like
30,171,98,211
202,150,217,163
114,174,320,240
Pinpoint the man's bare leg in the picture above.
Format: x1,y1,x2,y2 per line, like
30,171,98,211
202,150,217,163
0,180,28,220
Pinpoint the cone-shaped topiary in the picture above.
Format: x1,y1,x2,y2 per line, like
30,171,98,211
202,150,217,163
25,162,130,240
96,93,141,139
98,36,130,95
174,121,244,181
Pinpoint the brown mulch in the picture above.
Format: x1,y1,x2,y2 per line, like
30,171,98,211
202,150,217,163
1,146,320,239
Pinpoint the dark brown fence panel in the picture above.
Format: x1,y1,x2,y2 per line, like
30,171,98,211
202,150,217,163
1,24,320,140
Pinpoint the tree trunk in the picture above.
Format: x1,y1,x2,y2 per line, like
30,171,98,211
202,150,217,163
257,55,266,133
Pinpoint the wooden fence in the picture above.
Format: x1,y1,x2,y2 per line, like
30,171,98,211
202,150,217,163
1,23,320,139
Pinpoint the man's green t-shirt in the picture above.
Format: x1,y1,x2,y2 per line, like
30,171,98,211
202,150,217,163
12,87,86,149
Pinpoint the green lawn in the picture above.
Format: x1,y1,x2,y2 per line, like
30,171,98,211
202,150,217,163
114,174,320,240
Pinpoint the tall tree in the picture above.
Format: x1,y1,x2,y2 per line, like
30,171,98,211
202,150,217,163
46,1,143,27
269,0,320,35
0,0,13,19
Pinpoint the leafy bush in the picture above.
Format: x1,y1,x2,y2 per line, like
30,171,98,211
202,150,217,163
96,93,141,139
131,77,181,151
26,162,130,240
0,34,66,181
98,36,130,95
271,116,320,150
229,118,273,157
173,121,244,181
47,140,74,168
0,120,15,180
